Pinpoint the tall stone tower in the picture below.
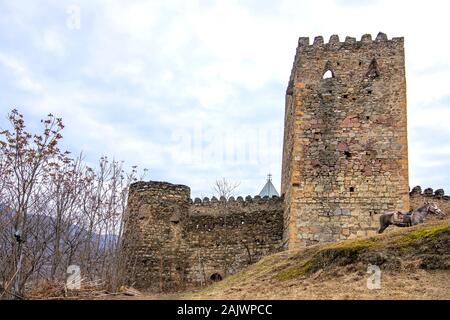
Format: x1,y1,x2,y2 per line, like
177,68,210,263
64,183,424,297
281,33,409,249
120,181,190,291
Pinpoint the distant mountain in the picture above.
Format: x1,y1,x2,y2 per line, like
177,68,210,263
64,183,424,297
0,203,120,276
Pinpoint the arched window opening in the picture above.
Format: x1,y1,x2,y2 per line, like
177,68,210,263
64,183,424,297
322,61,335,80
323,70,333,79
210,273,223,282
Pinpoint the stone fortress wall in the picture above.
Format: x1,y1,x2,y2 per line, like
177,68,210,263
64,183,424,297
120,181,284,292
121,181,448,293
120,32,449,293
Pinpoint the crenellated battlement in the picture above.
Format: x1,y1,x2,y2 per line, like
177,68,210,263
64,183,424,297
409,186,449,199
189,194,282,205
297,32,403,51
189,194,283,219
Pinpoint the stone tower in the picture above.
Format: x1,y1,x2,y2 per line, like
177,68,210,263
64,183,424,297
281,33,409,249
120,181,191,291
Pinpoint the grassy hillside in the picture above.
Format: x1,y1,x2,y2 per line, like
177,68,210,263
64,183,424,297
180,220,450,300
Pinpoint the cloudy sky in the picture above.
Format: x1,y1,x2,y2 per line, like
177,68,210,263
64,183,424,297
0,0,449,198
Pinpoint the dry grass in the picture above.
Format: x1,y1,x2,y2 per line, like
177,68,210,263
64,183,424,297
175,220,450,300
25,280,144,300
182,269,449,300
31,220,450,300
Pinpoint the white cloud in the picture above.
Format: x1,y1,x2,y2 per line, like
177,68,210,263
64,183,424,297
37,28,66,54
0,53,43,93
1,0,450,196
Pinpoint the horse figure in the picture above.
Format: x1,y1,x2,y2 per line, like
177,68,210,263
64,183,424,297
378,202,443,234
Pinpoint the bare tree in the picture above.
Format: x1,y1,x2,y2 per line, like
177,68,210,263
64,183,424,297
0,109,146,299
213,178,240,201
0,110,68,298
212,178,240,276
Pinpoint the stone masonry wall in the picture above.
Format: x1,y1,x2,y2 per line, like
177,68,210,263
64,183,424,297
184,196,283,286
281,33,409,249
120,182,448,293
121,181,283,292
120,181,191,292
